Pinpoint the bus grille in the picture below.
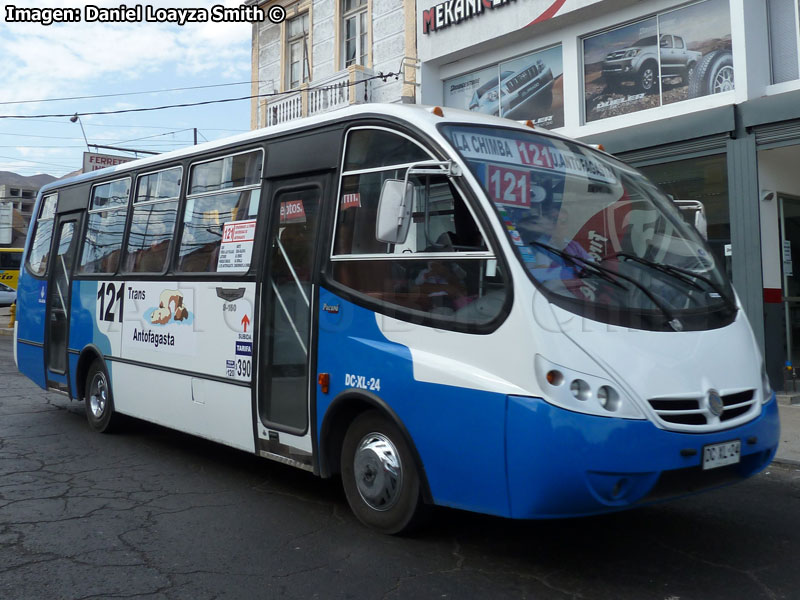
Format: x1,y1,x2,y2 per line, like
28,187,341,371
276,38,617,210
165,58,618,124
647,389,757,430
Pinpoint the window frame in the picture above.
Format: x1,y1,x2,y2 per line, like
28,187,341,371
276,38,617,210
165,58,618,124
285,12,310,90
330,126,495,262
25,192,58,278
120,164,184,275
325,124,512,334
77,176,132,276
341,0,369,69
175,147,265,276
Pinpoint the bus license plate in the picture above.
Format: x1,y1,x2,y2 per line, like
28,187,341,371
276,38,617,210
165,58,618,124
702,440,741,470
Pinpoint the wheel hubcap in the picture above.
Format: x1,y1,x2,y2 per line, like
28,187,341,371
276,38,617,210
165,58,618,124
353,432,403,511
643,69,654,89
712,66,734,93
89,373,107,419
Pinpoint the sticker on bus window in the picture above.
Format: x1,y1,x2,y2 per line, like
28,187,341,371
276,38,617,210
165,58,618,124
217,219,257,272
341,193,361,210
280,199,306,223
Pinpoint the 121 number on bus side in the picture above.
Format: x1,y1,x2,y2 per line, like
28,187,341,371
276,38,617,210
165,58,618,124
97,282,124,323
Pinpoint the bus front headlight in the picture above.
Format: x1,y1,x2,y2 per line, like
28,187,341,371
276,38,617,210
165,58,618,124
535,355,644,419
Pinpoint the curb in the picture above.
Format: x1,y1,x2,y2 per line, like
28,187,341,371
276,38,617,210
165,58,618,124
771,457,800,468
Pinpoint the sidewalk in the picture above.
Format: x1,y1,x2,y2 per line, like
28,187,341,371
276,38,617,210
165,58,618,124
776,395,800,466
0,307,12,336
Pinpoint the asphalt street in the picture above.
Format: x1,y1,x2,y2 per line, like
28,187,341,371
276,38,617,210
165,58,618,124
2,333,800,600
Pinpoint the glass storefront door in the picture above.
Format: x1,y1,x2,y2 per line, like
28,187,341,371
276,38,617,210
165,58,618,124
639,154,732,279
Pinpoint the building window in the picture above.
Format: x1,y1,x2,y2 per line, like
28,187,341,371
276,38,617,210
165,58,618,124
21,189,34,199
768,0,800,84
342,0,368,68
10,188,20,197
286,12,309,89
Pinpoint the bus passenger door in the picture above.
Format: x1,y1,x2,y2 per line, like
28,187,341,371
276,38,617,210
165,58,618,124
257,176,326,468
45,212,82,392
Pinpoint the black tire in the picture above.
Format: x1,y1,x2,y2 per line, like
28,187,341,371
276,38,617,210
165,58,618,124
340,410,429,534
604,76,620,92
683,61,696,86
637,61,659,94
688,51,734,98
84,359,117,433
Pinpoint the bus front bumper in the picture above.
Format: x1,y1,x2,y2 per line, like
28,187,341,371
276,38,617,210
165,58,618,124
505,394,780,519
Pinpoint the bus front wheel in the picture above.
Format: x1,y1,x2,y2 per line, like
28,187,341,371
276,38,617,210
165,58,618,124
340,411,428,534
85,359,117,433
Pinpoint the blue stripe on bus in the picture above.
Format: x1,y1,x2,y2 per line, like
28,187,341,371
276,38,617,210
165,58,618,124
316,287,511,517
505,395,779,518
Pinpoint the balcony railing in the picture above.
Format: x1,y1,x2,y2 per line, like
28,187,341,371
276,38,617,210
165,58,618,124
265,66,374,127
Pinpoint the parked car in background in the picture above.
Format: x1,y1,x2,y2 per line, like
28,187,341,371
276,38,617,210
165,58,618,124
602,33,701,93
469,59,554,116
0,282,16,307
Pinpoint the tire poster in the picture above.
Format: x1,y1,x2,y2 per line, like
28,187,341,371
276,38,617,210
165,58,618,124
583,0,732,123
443,46,564,129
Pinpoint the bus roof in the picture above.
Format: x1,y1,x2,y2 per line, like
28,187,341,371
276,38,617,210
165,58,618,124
37,103,579,196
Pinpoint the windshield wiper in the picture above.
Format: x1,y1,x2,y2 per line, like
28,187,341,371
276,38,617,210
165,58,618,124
611,252,737,313
529,241,626,289
529,241,684,331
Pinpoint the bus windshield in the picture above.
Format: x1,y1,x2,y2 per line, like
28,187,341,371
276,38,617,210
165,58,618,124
441,124,735,331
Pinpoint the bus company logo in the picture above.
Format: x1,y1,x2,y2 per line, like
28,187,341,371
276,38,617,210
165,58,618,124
235,341,252,357
150,289,190,325
322,303,340,314
707,390,724,417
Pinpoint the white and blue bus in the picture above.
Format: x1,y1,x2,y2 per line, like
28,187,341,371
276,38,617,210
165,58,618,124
14,105,779,533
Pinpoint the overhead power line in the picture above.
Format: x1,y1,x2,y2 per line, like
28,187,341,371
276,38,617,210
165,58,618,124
0,81,261,106
0,72,400,120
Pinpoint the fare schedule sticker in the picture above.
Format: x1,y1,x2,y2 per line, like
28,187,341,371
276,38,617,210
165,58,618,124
217,219,257,273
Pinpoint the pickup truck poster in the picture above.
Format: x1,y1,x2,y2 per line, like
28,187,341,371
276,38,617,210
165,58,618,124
583,0,732,123
443,46,564,129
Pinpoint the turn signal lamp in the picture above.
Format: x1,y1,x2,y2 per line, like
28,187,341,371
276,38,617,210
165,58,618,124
525,120,535,128
546,370,563,386
318,372,330,394
431,106,444,117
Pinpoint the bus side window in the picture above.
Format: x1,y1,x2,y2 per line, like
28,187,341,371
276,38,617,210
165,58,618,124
79,178,131,275
177,150,263,273
331,127,507,327
123,167,181,273
27,194,58,276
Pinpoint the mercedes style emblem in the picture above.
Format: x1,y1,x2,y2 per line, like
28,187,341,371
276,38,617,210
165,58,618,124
707,390,724,417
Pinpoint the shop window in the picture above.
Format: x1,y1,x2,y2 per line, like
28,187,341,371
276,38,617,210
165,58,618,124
442,45,564,129
332,128,506,327
639,154,731,279
177,150,263,273
582,0,733,124
286,12,309,89
768,0,800,84
123,166,182,273
27,194,57,276
342,0,368,68
79,178,131,274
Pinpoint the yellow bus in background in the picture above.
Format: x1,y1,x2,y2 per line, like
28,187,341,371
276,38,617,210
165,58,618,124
0,248,23,290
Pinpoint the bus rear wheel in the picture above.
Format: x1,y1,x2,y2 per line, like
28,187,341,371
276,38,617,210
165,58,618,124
85,359,117,433
340,411,427,534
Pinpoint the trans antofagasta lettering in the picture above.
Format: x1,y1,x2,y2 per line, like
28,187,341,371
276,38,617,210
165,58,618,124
132,328,175,349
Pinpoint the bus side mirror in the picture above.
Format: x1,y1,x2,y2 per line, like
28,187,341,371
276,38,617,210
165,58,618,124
694,210,708,240
376,179,414,244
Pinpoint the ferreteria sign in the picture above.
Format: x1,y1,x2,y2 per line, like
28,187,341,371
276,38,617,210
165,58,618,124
422,0,516,34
